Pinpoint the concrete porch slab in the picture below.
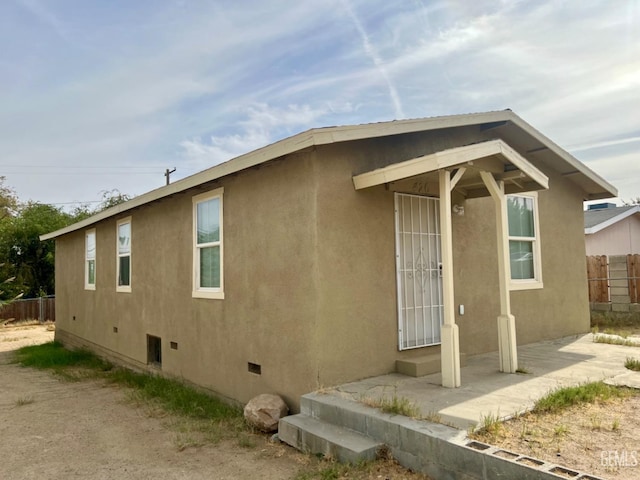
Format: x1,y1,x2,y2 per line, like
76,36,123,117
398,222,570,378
332,334,640,430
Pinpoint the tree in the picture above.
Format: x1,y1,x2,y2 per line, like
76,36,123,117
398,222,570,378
0,182,133,300
97,189,132,211
0,176,18,221
0,270,23,306
0,203,72,298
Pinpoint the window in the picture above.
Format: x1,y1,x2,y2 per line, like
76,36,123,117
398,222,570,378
193,188,224,299
85,229,96,290
116,217,131,292
507,193,542,289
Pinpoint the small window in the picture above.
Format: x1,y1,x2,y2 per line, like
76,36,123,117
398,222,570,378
85,229,96,290
192,189,224,299
117,217,132,292
507,193,542,290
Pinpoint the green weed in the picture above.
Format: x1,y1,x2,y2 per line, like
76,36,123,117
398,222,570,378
422,411,442,423
15,341,244,435
106,368,242,421
15,341,112,372
533,382,633,414
593,334,639,347
362,394,420,418
612,418,621,431
624,357,640,371
15,395,34,406
604,328,629,338
553,424,568,436
293,459,375,480
589,414,602,431
476,411,503,439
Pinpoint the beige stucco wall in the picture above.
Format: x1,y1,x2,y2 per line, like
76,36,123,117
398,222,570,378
585,215,640,256
56,152,323,409
453,168,591,354
54,126,591,410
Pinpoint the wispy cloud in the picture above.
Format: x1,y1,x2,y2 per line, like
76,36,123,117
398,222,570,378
569,135,640,153
340,0,405,119
179,103,328,169
0,0,638,205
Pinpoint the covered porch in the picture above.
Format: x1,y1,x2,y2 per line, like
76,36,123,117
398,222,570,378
330,333,640,429
352,139,550,388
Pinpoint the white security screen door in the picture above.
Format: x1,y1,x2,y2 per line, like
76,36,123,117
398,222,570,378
395,193,443,350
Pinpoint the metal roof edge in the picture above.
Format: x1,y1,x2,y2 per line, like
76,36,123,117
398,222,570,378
506,115,618,198
41,111,515,240
40,131,318,240
41,109,616,240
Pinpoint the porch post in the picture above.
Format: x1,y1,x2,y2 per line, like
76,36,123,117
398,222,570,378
480,172,518,373
439,170,461,388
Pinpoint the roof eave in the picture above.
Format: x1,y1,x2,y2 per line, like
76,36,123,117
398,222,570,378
40,110,617,240
506,115,618,200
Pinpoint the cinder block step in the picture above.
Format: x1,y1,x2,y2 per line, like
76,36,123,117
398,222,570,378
279,414,383,464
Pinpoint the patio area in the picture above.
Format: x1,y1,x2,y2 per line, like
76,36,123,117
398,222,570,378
331,333,640,430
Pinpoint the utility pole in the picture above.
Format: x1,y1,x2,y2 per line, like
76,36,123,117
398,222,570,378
164,167,176,185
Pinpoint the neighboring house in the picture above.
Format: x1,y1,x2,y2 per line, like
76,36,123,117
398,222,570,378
41,110,616,411
584,204,640,256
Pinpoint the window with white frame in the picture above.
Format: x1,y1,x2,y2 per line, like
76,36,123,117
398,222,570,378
116,217,131,292
85,229,96,290
193,189,224,299
507,193,542,289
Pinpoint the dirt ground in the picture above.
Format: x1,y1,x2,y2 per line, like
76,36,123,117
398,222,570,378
10,325,636,479
472,393,640,480
0,325,428,480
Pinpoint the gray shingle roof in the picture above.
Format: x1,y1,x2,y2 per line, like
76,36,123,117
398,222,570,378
584,205,638,230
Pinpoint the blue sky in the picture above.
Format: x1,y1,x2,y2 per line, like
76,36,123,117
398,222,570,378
1,0,639,208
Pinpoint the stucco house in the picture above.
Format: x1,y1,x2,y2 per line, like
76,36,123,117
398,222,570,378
42,110,616,410
584,203,640,256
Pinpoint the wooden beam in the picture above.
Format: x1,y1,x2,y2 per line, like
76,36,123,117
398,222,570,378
439,170,461,388
352,139,549,192
450,167,466,190
480,171,518,373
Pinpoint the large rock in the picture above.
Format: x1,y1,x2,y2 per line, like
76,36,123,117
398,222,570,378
243,394,289,432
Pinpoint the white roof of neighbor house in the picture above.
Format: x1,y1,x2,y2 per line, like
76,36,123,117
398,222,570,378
41,110,617,241
584,205,640,234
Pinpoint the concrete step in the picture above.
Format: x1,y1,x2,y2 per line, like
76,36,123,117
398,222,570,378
278,414,383,464
291,393,605,480
396,353,467,377
396,354,441,377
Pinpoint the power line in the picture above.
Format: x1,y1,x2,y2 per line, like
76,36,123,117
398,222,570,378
3,172,159,176
40,200,103,205
0,164,168,169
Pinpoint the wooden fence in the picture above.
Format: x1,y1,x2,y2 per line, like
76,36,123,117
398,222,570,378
629,255,640,304
586,255,609,303
0,296,55,324
586,254,640,306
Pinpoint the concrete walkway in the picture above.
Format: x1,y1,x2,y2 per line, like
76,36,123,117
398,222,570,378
332,333,640,430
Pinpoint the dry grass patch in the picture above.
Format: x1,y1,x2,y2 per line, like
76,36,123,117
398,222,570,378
14,395,34,407
471,383,640,479
293,454,431,480
361,394,421,418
